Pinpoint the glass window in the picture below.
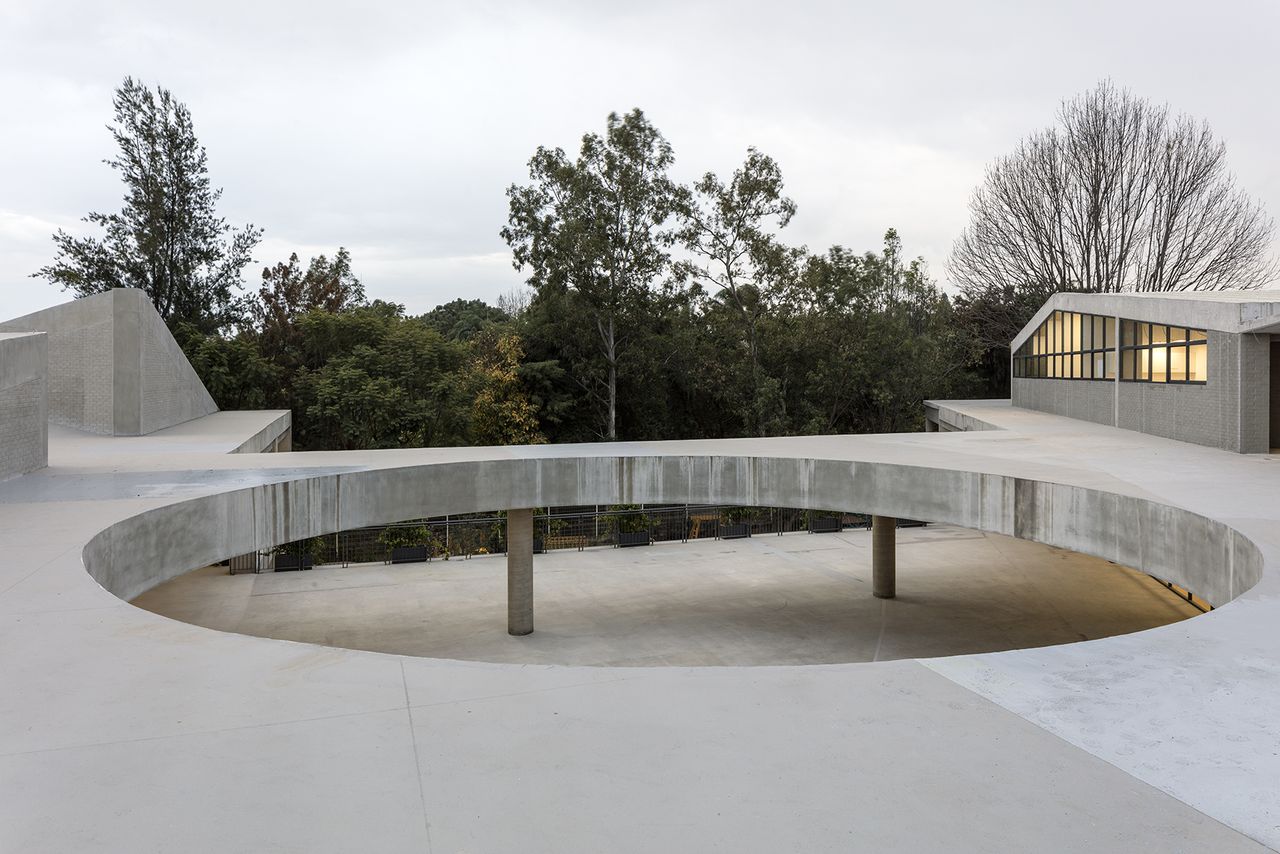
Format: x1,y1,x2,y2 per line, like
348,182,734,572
1011,309,1121,383
1189,342,1208,381
1151,347,1168,382
1015,311,1205,385
1116,319,1206,384
1169,346,1188,382
1121,320,1136,346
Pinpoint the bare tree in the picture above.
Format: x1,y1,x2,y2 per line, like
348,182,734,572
951,80,1276,347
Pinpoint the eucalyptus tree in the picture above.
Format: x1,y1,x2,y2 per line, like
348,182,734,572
675,148,800,435
502,109,683,441
35,77,261,332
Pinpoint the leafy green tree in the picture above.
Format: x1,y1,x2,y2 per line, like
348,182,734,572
257,248,366,348
423,298,509,341
787,231,978,434
34,77,261,332
676,148,799,435
467,331,546,446
172,323,279,411
502,109,684,440
292,306,471,450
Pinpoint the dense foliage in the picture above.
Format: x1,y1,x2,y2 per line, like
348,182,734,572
35,77,261,332
40,82,986,448
175,225,978,450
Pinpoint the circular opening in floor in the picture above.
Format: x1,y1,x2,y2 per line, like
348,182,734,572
132,521,1203,667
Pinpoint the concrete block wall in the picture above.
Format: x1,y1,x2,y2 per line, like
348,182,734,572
1011,378,1114,428
1014,330,1271,454
0,332,48,479
0,289,217,435
1239,333,1271,453
1113,332,1269,453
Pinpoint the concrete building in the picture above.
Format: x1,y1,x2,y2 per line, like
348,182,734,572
2,288,1280,852
929,290,1280,452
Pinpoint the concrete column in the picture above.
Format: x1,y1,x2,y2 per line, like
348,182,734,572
507,508,534,635
872,515,896,599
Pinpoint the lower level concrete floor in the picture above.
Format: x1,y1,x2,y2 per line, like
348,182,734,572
133,525,1201,666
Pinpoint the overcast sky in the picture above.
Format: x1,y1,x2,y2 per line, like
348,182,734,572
2,0,1277,319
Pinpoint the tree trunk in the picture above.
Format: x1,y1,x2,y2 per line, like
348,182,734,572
606,316,617,441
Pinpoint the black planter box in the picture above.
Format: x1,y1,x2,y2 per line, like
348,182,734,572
390,546,429,564
616,531,651,548
809,516,841,534
274,553,314,572
720,523,752,540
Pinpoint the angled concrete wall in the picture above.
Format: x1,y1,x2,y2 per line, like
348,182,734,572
0,289,217,435
0,332,48,479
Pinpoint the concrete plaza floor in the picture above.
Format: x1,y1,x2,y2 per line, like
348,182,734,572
134,525,1200,666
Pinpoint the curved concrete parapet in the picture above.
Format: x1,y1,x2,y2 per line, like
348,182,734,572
6,403,1280,852
84,455,1261,607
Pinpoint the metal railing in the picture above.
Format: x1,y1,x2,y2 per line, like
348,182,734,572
232,505,917,572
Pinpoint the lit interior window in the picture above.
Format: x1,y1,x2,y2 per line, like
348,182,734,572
1013,313,1206,385
1117,321,1207,385
1012,310,1119,382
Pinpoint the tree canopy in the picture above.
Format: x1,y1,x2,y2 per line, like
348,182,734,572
502,109,684,440
34,77,261,332
50,86,1270,446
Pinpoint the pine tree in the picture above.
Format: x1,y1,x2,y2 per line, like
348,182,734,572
34,77,261,332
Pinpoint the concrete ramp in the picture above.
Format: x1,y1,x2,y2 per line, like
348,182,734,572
0,288,217,435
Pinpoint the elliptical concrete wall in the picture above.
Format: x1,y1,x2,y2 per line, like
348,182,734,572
0,332,48,479
0,289,217,435
84,453,1261,608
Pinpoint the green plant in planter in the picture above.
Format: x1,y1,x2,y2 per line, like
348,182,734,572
603,504,655,535
722,506,769,526
378,525,436,554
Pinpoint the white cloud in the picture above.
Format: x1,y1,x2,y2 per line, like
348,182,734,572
2,0,1277,320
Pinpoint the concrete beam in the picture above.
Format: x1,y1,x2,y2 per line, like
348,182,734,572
507,508,534,635
873,515,896,599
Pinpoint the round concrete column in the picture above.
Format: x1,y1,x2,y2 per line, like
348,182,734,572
872,515,896,599
506,508,535,635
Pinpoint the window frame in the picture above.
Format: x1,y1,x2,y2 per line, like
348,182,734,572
1011,309,1116,382
1118,321,1207,385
